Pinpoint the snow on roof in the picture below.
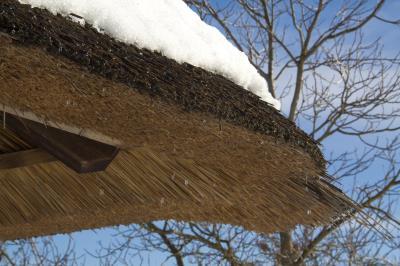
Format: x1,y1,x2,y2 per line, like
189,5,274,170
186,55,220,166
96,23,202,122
19,0,280,109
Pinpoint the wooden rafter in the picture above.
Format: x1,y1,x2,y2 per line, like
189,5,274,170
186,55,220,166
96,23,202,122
2,113,119,173
0,148,56,170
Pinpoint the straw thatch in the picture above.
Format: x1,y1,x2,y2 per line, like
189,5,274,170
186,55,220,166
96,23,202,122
0,0,353,240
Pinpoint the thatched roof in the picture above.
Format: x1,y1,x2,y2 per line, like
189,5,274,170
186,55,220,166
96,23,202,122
0,0,353,240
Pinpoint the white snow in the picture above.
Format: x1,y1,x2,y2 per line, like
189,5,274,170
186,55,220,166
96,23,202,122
19,0,280,109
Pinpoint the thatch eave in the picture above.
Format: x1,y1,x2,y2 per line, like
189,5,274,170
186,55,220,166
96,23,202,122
0,0,354,241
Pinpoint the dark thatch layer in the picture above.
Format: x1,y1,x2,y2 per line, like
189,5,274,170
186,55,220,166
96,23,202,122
0,0,324,167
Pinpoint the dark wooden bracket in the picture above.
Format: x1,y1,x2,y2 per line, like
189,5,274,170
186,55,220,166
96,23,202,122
3,113,119,173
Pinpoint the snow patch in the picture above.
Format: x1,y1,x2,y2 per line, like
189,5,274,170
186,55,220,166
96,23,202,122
19,0,280,109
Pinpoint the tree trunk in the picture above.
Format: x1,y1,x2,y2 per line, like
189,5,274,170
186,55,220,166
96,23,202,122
278,230,298,265
288,60,305,121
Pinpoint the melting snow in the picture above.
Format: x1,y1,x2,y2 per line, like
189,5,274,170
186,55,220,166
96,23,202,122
20,0,280,109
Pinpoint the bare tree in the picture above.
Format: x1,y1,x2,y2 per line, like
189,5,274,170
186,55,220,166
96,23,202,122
91,1,400,265
0,236,80,266
94,221,271,265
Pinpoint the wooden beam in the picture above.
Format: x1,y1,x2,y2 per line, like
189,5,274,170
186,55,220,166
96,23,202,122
4,113,119,173
0,148,56,170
